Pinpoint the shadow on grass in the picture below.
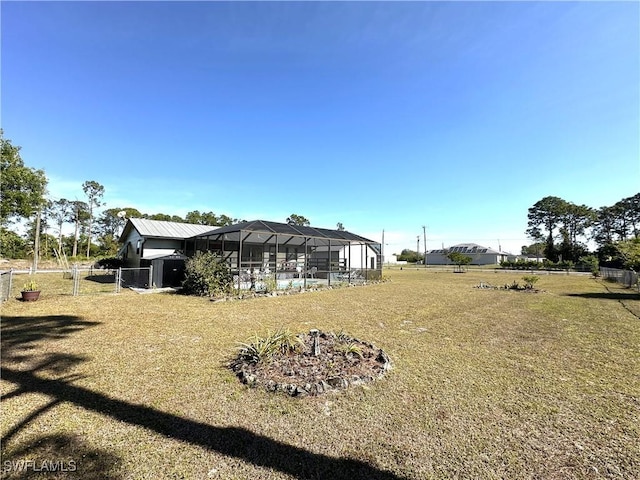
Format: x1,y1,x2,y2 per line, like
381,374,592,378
84,274,117,284
1,315,102,362
1,315,406,479
565,292,640,300
1,433,123,480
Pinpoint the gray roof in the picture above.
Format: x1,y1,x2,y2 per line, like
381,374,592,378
195,220,377,244
120,218,217,241
428,243,505,255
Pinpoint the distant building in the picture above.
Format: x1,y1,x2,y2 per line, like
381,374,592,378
426,243,510,266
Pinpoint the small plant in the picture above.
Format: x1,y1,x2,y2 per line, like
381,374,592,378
335,329,352,343
522,275,539,290
505,280,520,290
22,280,39,291
338,342,363,359
236,328,303,364
262,275,278,293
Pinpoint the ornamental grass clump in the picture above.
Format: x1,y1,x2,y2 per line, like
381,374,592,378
236,328,303,364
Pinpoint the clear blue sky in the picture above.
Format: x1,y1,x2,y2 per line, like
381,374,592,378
2,1,638,255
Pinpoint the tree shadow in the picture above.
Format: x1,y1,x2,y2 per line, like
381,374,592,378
1,433,123,480
1,315,407,479
565,292,639,300
1,315,101,363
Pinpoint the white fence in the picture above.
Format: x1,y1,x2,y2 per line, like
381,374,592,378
0,267,152,301
600,267,639,289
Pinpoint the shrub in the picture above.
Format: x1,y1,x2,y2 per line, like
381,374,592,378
522,275,539,290
182,251,232,297
96,257,123,269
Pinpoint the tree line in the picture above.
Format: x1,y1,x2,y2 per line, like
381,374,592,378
525,194,640,270
0,133,244,262
1,133,338,263
395,193,640,272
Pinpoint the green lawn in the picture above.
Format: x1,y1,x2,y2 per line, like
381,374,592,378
2,270,639,479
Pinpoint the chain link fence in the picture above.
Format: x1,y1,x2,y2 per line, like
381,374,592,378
0,267,153,301
600,267,639,290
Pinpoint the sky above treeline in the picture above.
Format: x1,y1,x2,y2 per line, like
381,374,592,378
3,1,638,255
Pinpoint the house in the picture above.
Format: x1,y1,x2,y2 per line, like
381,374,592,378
118,218,217,287
426,243,510,266
185,220,382,288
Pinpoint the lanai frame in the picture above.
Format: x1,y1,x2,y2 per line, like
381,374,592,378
185,220,382,290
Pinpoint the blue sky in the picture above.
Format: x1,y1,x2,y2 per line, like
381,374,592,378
2,1,638,255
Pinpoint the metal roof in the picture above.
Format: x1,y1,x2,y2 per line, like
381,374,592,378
194,220,377,244
120,218,217,241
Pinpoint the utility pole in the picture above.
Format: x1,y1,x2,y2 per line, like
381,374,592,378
32,208,42,272
416,236,420,261
422,225,427,268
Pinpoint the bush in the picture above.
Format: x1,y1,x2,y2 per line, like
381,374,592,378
96,257,123,269
522,275,539,289
182,252,232,297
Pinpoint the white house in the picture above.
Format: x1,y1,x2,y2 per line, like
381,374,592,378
426,243,511,266
118,218,217,287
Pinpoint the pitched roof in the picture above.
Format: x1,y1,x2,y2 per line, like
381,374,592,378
195,220,377,244
119,218,217,242
428,243,505,255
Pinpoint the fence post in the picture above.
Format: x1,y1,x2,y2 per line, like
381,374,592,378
149,265,153,289
72,265,79,296
116,268,122,294
9,269,14,300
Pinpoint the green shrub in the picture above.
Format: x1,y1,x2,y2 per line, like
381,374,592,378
182,251,232,297
522,275,539,289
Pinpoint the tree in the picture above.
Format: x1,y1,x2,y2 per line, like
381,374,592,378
615,238,640,272
96,207,142,256
49,198,73,254
82,180,105,258
185,210,228,226
286,214,310,226
521,242,546,258
70,200,89,257
0,228,27,258
143,213,184,222
446,251,472,272
0,132,48,227
397,249,422,263
526,196,568,262
336,222,345,231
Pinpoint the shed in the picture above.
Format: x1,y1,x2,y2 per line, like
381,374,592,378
140,251,188,288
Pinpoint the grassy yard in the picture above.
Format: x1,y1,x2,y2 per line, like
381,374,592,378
1,270,639,479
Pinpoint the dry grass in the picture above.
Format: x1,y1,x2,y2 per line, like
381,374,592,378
1,269,639,479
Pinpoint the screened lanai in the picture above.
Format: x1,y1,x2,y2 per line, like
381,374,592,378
185,220,382,290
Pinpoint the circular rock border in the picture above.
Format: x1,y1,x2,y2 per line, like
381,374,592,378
229,330,391,397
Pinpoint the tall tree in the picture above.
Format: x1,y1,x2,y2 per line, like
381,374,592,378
286,214,310,226
70,200,89,257
0,132,48,227
336,222,345,231
49,198,73,254
82,180,105,258
526,196,569,262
